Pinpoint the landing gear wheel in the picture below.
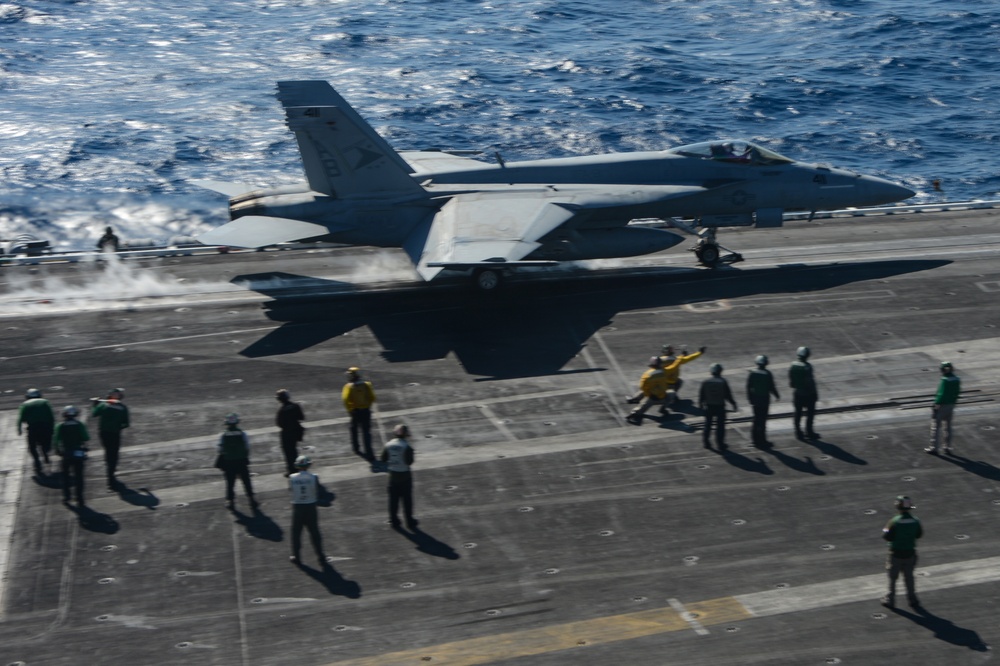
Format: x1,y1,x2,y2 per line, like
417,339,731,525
695,243,720,267
474,268,503,291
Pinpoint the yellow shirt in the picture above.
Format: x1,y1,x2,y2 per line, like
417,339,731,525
638,357,684,399
658,351,702,385
342,381,376,411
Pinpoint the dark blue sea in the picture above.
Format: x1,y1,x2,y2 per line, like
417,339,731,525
2,0,999,249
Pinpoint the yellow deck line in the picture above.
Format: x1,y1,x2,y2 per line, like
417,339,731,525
326,597,752,666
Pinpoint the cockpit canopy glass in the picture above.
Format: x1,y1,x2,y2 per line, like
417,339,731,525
666,140,793,166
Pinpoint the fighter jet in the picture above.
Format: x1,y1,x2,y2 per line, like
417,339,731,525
196,80,914,289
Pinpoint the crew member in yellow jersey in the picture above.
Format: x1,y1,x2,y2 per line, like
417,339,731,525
342,367,377,460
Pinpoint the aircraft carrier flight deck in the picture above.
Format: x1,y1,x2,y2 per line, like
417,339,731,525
0,205,999,665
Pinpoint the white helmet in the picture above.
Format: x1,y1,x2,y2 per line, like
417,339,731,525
26,388,42,398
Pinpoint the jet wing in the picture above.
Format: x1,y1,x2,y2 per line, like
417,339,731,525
415,193,577,281
197,215,351,248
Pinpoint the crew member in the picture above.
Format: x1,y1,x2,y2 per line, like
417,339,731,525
789,347,819,440
343,367,376,460
381,424,417,530
216,413,258,511
54,406,89,506
275,389,305,476
881,495,923,610
626,344,705,409
699,363,738,449
626,357,668,424
96,226,120,252
746,355,780,448
288,455,326,567
91,388,130,489
18,388,55,475
926,361,960,455
658,345,706,413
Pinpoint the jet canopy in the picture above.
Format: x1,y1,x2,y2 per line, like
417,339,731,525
667,140,794,166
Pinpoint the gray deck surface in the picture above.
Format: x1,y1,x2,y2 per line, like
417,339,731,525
1,207,999,665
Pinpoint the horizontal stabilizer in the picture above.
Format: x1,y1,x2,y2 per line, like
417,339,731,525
425,260,560,269
191,180,253,197
197,216,343,248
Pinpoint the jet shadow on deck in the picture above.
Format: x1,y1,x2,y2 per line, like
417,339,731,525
233,259,949,379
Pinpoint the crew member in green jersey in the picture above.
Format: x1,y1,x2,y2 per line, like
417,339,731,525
18,388,55,475
54,406,90,506
881,495,922,609
926,361,960,455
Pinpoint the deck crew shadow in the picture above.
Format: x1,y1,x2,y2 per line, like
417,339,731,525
232,506,283,542
115,483,160,510
939,453,1000,481
803,436,867,466
891,606,989,651
67,504,119,534
300,562,362,599
713,447,774,475
393,525,460,560
760,447,825,475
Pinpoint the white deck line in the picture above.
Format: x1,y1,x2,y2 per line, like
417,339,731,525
736,555,1000,617
0,415,28,617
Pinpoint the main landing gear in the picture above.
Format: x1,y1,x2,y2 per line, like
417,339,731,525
692,229,743,267
473,267,504,291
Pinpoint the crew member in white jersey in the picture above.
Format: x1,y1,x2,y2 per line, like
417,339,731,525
288,455,326,566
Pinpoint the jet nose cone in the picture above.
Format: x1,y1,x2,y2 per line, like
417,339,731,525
862,175,915,205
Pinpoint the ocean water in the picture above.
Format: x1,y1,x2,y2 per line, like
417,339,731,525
2,0,999,250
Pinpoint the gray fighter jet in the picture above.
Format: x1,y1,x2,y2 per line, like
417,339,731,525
196,80,914,289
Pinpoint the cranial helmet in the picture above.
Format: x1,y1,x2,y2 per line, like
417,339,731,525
224,413,240,425
755,355,768,367
796,346,811,359
710,363,723,376
648,356,662,368
393,423,410,437
26,388,42,399
62,405,79,417
895,495,915,511
294,455,312,468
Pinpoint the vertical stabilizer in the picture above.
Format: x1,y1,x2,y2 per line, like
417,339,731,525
276,80,423,199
